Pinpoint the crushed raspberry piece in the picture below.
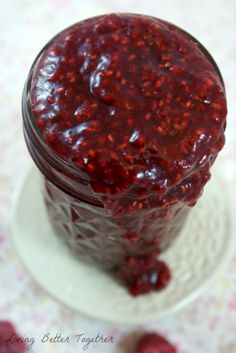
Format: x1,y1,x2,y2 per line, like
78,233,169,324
117,254,171,296
0,321,26,353
136,333,177,353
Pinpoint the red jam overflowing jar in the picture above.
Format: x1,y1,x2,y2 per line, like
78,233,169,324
22,13,227,296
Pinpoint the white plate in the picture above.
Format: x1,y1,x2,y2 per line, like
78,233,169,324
11,165,234,324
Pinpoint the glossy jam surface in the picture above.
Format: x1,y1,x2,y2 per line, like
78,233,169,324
30,13,226,210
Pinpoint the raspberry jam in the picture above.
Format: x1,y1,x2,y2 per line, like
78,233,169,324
23,13,227,296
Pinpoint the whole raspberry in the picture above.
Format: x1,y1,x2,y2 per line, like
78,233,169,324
136,333,177,353
0,321,26,353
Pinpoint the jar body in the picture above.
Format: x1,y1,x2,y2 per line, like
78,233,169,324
42,173,189,269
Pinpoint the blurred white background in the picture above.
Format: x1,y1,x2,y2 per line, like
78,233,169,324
0,1,236,352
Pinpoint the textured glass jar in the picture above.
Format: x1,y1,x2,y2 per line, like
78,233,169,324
22,15,225,272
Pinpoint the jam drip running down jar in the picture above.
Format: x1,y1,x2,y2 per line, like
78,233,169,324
22,13,227,296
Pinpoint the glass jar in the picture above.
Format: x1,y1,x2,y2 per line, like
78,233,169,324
22,14,226,276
